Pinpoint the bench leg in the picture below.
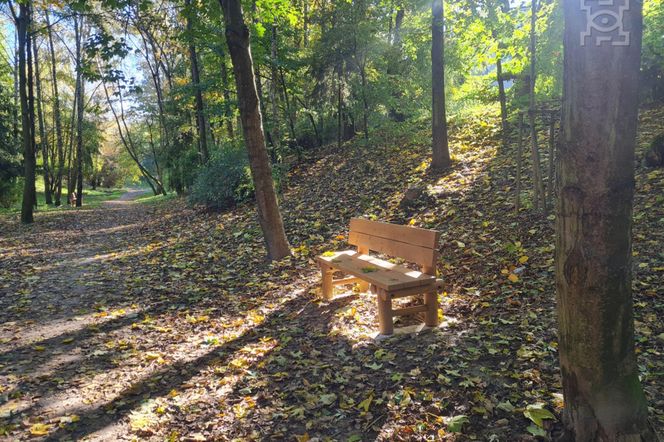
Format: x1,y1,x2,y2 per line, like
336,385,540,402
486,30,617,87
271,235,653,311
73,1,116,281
377,293,393,335
321,265,334,300
357,246,370,292
424,291,439,327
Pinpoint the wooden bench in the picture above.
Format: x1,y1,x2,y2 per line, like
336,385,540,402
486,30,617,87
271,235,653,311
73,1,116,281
317,218,443,335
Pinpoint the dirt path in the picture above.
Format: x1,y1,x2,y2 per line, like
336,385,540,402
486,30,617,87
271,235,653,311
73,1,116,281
0,191,158,440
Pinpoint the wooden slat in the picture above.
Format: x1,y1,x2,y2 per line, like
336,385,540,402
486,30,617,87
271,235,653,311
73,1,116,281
389,280,442,299
332,276,361,286
349,218,439,248
317,251,435,291
391,305,428,317
349,231,437,268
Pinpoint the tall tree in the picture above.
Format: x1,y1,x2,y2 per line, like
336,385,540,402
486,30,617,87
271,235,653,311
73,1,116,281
219,0,291,260
184,0,209,163
74,14,85,207
556,0,657,438
45,10,65,206
431,0,450,170
32,33,51,205
12,2,35,223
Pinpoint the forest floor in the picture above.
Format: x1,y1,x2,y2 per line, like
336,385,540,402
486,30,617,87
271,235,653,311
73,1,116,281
1,107,663,441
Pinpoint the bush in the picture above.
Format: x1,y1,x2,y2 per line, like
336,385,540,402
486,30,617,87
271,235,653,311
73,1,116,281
189,145,254,210
0,178,19,208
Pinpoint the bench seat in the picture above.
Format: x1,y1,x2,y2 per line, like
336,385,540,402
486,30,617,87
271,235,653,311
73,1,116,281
317,250,436,291
317,218,442,335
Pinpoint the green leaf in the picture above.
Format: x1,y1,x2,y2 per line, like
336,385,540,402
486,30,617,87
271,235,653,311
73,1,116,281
523,403,555,427
496,401,515,413
319,393,337,406
527,424,547,437
446,415,469,433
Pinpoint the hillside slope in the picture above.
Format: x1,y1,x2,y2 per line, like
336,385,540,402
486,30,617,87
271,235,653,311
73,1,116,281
0,107,662,440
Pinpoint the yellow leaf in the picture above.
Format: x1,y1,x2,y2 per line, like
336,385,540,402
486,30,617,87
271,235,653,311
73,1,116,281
508,273,519,283
519,255,529,264
357,394,373,412
295,434,310,442
62,338,75,344
33,345,46,352
29,423,52,436
408,218,417,226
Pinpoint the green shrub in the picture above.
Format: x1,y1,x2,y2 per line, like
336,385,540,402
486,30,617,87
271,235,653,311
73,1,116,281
189,145,253,210
0,178,19,209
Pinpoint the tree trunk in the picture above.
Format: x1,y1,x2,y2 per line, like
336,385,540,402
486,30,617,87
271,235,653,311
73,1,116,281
74,15,84,207
278,67,297,144
17,3,35,223
269,21,281,163
393,5,404,46
26,8,37,209
496,56,508,143
219,0,291,261
46,10,65,206
556,0,657,439
219,46,234,138
431,0,451,170
33,34,51,205
337,65,342,149
184,0,209,163
13,31,18,154
529,0,546,212
303,0,309,47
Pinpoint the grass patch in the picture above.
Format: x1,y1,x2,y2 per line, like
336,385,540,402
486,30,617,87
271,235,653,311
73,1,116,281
136,192,178,206
0,182,126,216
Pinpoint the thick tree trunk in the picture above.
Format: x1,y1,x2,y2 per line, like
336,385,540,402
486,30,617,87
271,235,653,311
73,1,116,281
33,35,51,205
45,10,65,206
17,3,35,223
219,0,291,261
556,0,657,439
74,16,84,207
431,0,450,170
184,0,209,163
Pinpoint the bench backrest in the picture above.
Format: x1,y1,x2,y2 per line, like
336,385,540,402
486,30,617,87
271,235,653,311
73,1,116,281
348,218,440,273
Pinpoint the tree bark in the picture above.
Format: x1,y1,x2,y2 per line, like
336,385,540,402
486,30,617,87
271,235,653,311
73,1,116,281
45,10,65,206
33,35,51,205
269,21,281,163
184,0,209,163
529,0,546,212
219,0,291,261
74,15,84,207
17,3,35,223
496,56,508,141
556,0,657,439
219,46,234,138
431,0,450,170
